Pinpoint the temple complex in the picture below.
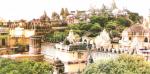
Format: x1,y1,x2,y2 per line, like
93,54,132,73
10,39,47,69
95,29,111,50
0,0,150,73
0,27,9,47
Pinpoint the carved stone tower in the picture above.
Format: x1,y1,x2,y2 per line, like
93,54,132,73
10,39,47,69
111,0,117,10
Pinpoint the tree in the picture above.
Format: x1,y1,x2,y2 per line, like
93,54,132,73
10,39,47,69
54,31,67,41
128,12,142,24
79,23,91,31
82,54,150,74
90,23,102,32
46,31,67,43
106,21,118,31
117,16,131,27
0,58,53,74
90,15,108,27
68,24,80,30
0,22,3,26
110,30,120,37
63,39,70,45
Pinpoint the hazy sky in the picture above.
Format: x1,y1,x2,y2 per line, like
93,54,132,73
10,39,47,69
0,0,149,21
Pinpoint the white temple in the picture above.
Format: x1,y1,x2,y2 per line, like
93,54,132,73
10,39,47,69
119,30,131,47
130,34,141,49
111,0,128,17
95,29,111,49
66,30,75,44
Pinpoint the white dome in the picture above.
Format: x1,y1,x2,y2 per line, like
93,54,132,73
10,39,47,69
0,17,6,22
112,8,128,16
112,8,121,15
95,29,111,49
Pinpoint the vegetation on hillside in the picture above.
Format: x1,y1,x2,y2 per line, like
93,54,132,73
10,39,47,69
67,6,142,38
45,6,142,42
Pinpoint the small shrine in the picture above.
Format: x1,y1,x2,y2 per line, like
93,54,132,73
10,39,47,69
53,58,65,74
55,30,86,51
119,30,131,51
66,30,76,44
95,29,111,50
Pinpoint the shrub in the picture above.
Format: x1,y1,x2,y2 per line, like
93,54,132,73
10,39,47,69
0,58,53,74
82,54,150,74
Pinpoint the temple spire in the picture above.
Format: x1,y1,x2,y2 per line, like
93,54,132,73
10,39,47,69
111,0,117,10
44,10,47,16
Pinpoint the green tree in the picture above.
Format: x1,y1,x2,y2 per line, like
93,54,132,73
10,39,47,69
110,30,120,37
82,54,150,74
0,58,53,74
128,12,142,24
90,23,102,32
106,21,118,31
90,15,108,27
80,24,91,31
68,24,80,30
117,16,131,27
63,39,70,45
54,31,67,41
46,31,67,42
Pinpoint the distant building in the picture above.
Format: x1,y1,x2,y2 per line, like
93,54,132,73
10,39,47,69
0,27,9,47
111,0,128,17
120,14,150,49
125,24,149,43
9,26,35,46
66,10,90,24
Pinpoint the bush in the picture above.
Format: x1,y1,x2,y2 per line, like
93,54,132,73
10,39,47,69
82,54,150,74
111,30,120,37
45,31,67,43
90,23,102,32
0,58,53,74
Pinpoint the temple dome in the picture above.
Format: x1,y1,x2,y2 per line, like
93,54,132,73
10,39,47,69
40,11,50,22
112,8,128,16
112,9,121,15
0,17,6,22
126,24,148,34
